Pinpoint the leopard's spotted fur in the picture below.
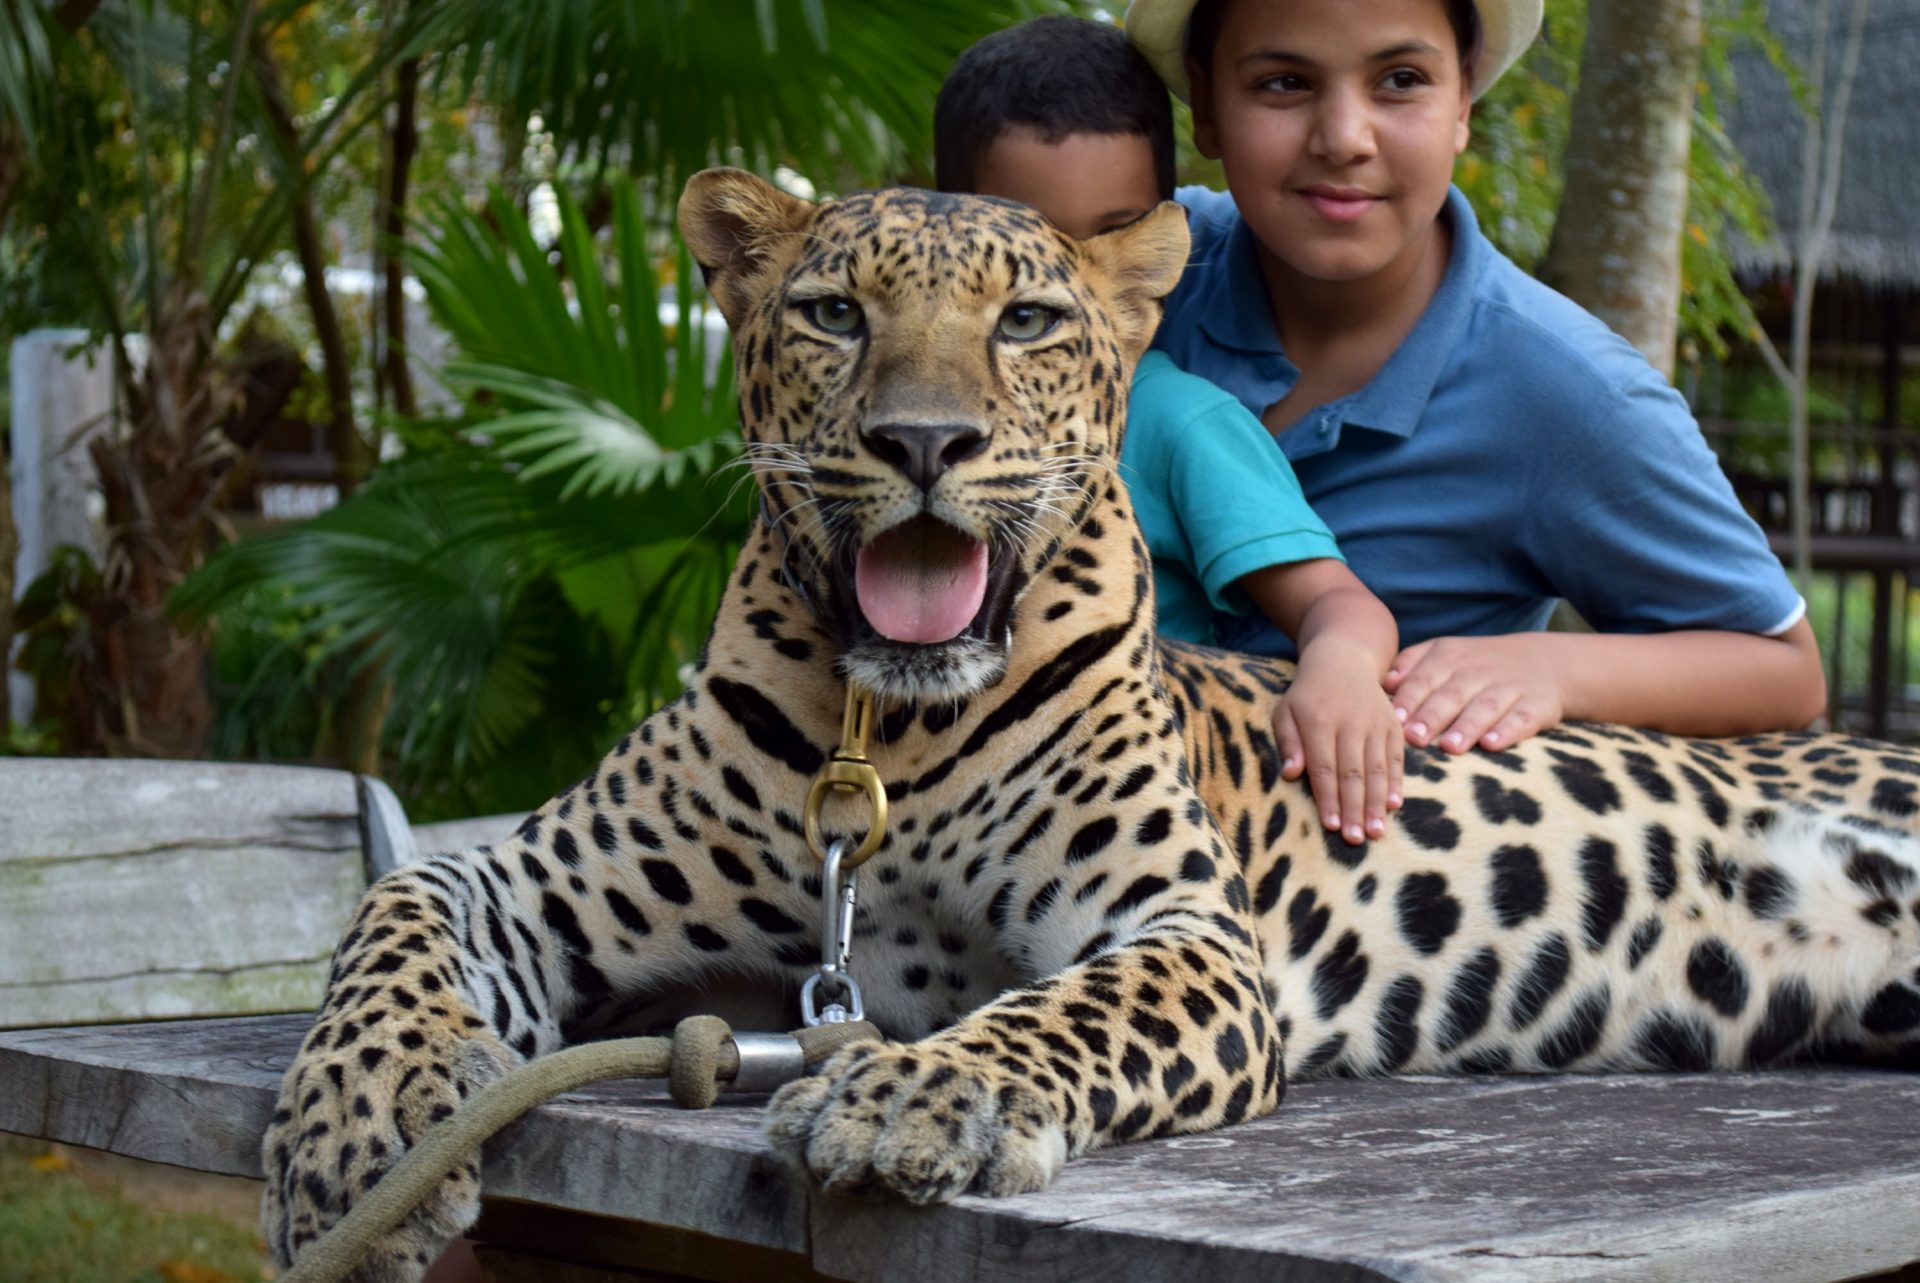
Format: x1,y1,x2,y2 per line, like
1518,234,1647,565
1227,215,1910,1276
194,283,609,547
261,169,1920,1277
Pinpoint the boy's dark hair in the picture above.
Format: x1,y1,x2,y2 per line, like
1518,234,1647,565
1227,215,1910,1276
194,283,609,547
1186,0,1479,92
935,16,1176,201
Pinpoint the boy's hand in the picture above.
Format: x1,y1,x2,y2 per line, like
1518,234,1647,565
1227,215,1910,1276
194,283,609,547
1275,650,1405,845
1385,635,1568,754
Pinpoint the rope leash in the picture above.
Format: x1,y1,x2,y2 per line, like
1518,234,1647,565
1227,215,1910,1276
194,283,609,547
279,1016,881,1283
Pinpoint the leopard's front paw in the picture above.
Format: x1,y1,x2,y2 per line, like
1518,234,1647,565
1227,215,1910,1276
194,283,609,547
765,1042,1067,1204
260,1010,511,1279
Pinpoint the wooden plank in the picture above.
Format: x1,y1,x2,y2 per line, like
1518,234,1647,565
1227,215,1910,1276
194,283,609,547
0,760,365,1028
2,1017,1918,1282
413,813,523,856
0,759,361,862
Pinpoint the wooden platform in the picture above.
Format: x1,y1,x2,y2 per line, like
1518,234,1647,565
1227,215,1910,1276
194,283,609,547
2,1015,1918,1283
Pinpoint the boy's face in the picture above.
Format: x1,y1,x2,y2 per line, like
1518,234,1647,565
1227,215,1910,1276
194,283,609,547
971,126,1164,242
1188,0,1471,285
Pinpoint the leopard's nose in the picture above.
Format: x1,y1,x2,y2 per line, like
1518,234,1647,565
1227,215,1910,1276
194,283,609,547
861,421,989,492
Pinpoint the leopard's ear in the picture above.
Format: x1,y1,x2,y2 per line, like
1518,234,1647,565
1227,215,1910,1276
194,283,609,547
1077,202,1191,363
678,168,815,325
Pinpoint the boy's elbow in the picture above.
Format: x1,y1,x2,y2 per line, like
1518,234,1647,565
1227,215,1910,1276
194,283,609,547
1777,619,1829,730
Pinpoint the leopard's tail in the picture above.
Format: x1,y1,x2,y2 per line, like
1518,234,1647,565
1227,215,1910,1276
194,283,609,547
1741,806,1920,1066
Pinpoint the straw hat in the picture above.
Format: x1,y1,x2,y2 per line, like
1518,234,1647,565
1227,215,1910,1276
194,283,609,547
1125,0,1544,102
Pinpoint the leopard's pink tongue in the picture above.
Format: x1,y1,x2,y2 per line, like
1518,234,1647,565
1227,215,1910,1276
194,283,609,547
854,519,989,644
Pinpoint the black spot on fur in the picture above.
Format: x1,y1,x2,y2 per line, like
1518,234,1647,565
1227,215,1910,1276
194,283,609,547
707,677,825,776
1635,1012,1717,1070
1537,987,1610,1068
1547,750,1621,815
1577,838,1629,953
1509,932,1572,1031
1375,976,1424,1071
1287,888,1331,960
1489,845,1548,929
1746,979,1815,1065
641,860,693,906
1472,775,1541,825
1436,947,1501,1054
1395,872,1461,956
1643,823,1677,900
1620,750,1676,803
1298,1033,1347,1075
1626,917,1663,970
1744,867,1795,919
1686,938,1749,1017
1676,763,1730,827
1398,798,1460,851
721,765,763,812
1862,983,1920,1036
1252,855,1291,915
602,888,650,936
1065,816,1119,864
1312,931,1369,1021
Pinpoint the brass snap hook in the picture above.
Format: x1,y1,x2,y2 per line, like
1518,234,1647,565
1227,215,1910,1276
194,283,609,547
803,684,889,869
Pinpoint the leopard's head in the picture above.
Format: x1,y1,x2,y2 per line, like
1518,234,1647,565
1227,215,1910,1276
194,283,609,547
679,168,1187,702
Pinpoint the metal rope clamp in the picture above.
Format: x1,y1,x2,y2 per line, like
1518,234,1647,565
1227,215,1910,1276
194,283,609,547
800,685,887,1027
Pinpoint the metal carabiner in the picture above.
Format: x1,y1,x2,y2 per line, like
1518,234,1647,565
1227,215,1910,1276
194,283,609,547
799,839,865,1026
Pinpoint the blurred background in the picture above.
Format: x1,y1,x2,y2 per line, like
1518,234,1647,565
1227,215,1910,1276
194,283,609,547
1,0,1915,831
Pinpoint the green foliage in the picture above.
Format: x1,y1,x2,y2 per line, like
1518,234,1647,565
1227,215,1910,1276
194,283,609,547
178,182,749,818
432,0,1061,193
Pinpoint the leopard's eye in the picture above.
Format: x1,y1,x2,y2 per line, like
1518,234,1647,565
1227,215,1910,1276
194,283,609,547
998,304,1059,342
806,297,863,335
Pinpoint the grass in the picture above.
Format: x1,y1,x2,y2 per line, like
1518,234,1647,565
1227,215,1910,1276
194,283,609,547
0,1135,273,1283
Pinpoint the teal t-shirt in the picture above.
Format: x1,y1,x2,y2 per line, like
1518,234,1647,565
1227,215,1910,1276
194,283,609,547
1122,350,1343,645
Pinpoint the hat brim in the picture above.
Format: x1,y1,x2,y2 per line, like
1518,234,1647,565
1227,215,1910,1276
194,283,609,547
1124,0,1543,102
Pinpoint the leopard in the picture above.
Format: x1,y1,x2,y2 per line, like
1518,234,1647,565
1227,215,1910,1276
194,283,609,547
261,166,1920,1278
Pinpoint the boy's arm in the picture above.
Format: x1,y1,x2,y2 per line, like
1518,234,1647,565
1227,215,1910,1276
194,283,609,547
1386,619,1825,752
1241,560,1402,843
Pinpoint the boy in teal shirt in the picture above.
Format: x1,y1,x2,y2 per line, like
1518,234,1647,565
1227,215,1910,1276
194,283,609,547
936,16,1402,847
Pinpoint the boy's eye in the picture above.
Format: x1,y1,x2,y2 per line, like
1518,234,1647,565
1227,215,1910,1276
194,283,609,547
1258,73,1309,94
806,297,863,335
1382,69,1426,91
998,304,1060,342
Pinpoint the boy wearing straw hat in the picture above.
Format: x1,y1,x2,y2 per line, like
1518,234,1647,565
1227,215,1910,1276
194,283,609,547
1125,0,1823,752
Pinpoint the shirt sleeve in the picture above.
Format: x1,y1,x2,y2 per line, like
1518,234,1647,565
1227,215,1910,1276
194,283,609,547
1522,366,1804,637
1146,367,1344,616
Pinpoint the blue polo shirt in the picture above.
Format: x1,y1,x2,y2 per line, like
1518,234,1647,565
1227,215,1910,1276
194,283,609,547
1152,185,1804,660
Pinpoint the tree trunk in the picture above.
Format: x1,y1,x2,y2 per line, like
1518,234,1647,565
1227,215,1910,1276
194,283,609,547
1538,0,1703,379
381,38,420,421
252,37,367,491
0,441,14,730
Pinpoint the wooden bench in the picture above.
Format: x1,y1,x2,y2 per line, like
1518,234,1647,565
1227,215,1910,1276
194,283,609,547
3,760,1918,1281
0,757,513,1029
3,1014,1919,1281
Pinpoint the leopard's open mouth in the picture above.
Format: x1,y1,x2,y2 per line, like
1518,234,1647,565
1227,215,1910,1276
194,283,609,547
833,513,1021,698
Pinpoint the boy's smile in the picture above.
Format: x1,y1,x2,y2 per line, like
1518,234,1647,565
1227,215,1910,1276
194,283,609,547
971,126,1165,242
1189,0,1470,289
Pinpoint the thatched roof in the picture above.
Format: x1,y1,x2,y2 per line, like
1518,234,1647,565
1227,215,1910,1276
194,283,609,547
1726,0,1920,289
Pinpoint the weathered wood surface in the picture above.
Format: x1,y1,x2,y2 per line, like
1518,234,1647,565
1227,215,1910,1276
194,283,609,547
3,1015,1918,1282
0,761,365,1027
412,812,521,856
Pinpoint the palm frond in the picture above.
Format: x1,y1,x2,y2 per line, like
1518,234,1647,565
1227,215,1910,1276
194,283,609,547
432,0,1068,187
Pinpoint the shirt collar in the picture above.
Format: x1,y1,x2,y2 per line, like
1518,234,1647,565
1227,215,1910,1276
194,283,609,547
1342,186,1485,438
1191,185,1487,439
